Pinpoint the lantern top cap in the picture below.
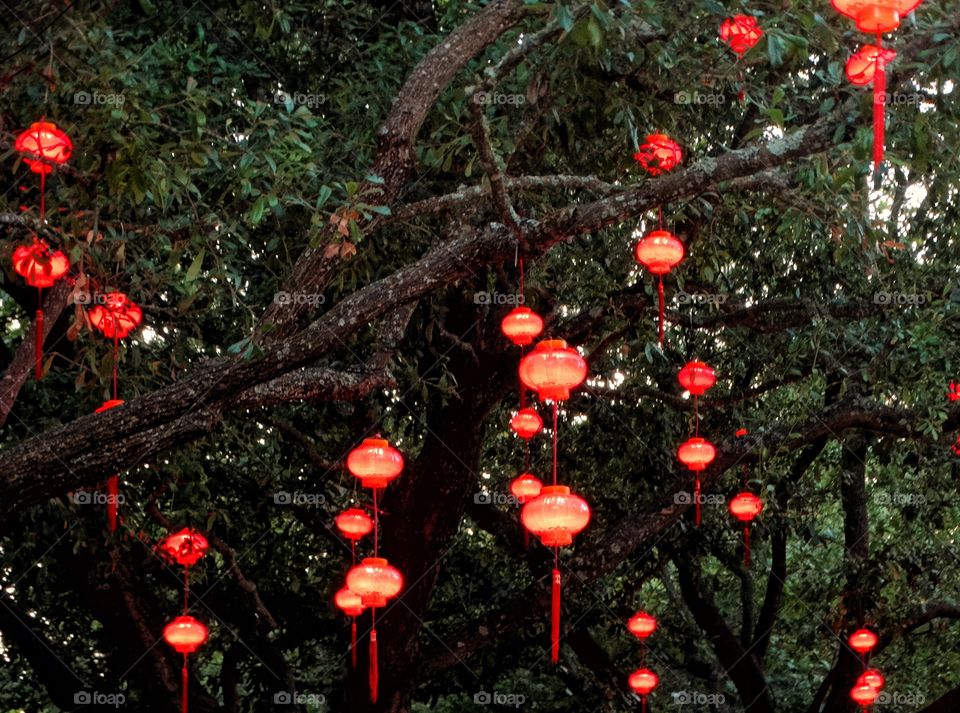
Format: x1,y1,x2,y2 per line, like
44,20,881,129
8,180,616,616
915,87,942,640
540,485,571,496
361,437,390,447
361,557,389,566
646,132,671,142
509,306,534,314
536,339,571,350
646,228,678,239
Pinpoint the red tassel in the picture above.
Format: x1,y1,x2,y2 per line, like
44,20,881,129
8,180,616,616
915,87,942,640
744,525,751,568
369,626,378,704
182,657,189,713
551,568,561,664
351,619,358,669
873,54,886,168
642,695,647,713
694,477,701,527
657,276,665,346
34,308,44,380
107,475,118,533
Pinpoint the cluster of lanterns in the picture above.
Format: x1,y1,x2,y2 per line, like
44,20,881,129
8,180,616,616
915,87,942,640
847,628,885,708
676,361,717,527
627,611,659,711
334,437,405,703
158,528,210,713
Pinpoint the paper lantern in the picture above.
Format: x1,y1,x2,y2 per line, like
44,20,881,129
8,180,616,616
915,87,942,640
159,528,209,568
720,15,764,56
518,340,588,402
947,381,960,402
633,134,682,176
629,667,659,696
729,492,763,522
12,239,69,288
510,407,543,439
510,473,543,504
346,438,404,489
88,292,143,340
335,508,374,541
677,438,716,471
14,121,73,174
163,615,208,654
850,684,878,707
627,612,657,639
346,557,404,608
831,0,923,33
501,306,544,346
635,230,684,345
859,669,886,690
849,628,879,654
521,485,591,547
678,361,716,396
335,587,365,617
846,45,897,85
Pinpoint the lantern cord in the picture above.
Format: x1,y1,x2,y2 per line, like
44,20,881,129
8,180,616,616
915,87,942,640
181,655,189,713
373,488,379,558
695,476,701,528
183,568,189,613
39,165,46,223
34,306,44,380
519,255,524,300
657,205,663,230
642,695,647,713
351,539,356,566
693,395,699,437
551,560,561,664
657,276,665,346
744,525,751,568
113,335,119,401
873,33,886,170
107,475,118,533
351,618,358,668
369,613,379,704
552,402,558,486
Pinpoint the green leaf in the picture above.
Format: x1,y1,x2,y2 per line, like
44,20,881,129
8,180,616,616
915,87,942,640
185,249,205,283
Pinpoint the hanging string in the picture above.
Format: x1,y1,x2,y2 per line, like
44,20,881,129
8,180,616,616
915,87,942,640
373,489,379,558
181,655,189,713
657,276,666,346
183,568,189,614
873,32,887,171
369,610,379,704
744,524,751,568
112,334,119,401
552,402,558,486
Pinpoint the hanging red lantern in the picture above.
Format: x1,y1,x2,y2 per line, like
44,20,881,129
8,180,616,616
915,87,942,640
678,360,716,396
677,437,716,471
12,237,71,379
720,15,764,56
859,669,886,690
159,528,209,568
501,306,544,346
163,615,209,654
846,45,897,85
518,340,588,402
947,381,960,402
831,0,922,32
510,407,543,439
88,292,143,340
629,667,659,712
346,438,404,489
15,121,73,174
635,230,684,345
521,486,591,546
627,611,657,639
849,628,879,654
335,587,366,669
346,557,404,608
510,473,543,504
335,508,374,541
729,492,763,567
850,684,879,707
633,134,682,176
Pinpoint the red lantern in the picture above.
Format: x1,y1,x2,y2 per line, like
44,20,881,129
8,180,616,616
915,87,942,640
634,230,684,345
335,586,365,669
510,473,543,504
518,339,588,402
627,611,657,639
859,669,886,690
346,557,404,608
633,134,682,176
629,667,659,711
88,292,143,340
501,306,544,346
850,684,878,707
678,360,716,396
849,628,879,654
735,427,748,437
831,0,923,33
846,45,897,85
14,121,73,174
159,528,209,568
346,438,404,489
163,615,209,654
677,437,716,471
510,407,543,439
12,237,71,379
720,15,764,56
948,381,960,402
521,485,591,547
335,508,374,541
729,492,763,567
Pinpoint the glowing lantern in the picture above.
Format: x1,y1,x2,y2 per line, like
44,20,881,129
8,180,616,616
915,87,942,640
633,134,682,176
501,306,544,346
627,612,657,639
510,407,543,439
859,669,886,690
335,587,365,668
88,292,143,340
335,508,374,541
849,628,879,654
14,121,73,174
947,381,960,402
346,557,404,608
720,15,764,56
510,473,543,504
518,340,588,402
831,0,923,33
847,45,897,85
159,528,209,568
163,615,208,713
12,237,70,379
629,667,659,711
678,438,716,471
678,361,716,396
346,438,404,489
850,684,878,707
635,230,684,345
729,492,763,567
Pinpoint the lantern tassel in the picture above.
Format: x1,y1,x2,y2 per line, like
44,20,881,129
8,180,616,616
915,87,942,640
744,524,751,568
642,695,647,713
34,308,44,380
107,475,118,533
657,276,665,346
181,656,189,713
873,45,886,169
551,567,561,664
369,626,379,704
695,476,701,527
351,618,358,669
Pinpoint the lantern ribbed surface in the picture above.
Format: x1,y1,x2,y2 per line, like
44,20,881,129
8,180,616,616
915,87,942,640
521,485,590,546
13,240,70,288
720,15,764,55
846,45,897,85
501,306,544,346
831,0,923,33
850,684,878,706
334,587,365,617
635,230,684,275
346,438,404,489
89,292,143,340
678,360,715,396
518,339,588,402
335,508,374,540
848,628,878,653
677,437,716,471
859,669,885,690
627,611,657,639
163,615,208,654
346,557,403,608
633,134,682,175
510,407,543,439
729,492,763,522
15,121,73,174
159,528,209,567
628,668,659,695
509,473,543,504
